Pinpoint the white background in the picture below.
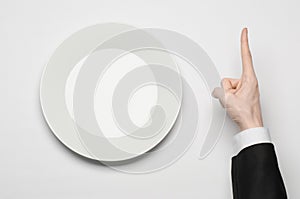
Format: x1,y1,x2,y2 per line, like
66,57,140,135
1,0,299,198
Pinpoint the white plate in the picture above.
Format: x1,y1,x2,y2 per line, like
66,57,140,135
40,24,182,161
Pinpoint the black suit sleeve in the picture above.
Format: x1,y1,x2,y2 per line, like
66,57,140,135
231,143,288,199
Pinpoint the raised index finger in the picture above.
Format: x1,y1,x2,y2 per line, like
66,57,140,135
241,28,255,78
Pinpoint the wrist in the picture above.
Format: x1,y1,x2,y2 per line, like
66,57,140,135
239,108,263,131
239,120,263,131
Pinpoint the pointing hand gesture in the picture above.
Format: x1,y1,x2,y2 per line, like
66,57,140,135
212,28,263,131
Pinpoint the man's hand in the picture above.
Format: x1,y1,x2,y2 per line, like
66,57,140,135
212,28,263,131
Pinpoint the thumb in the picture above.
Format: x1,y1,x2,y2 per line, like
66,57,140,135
212,87,226,108
212,87,224,99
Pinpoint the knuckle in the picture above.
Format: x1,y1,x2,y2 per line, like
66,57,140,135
221,78,228,87
221,78,227,82
242,75,249,82
243,76,258,86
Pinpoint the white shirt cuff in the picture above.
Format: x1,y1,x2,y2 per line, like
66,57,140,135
233,127,272,156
